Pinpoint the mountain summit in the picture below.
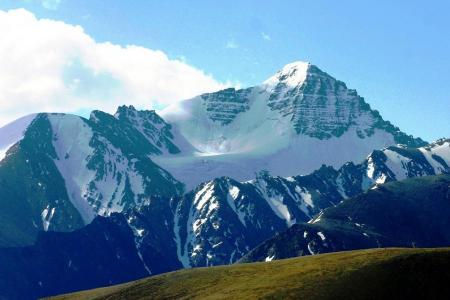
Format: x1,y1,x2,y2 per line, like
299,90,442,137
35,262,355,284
158,61,425,188
263,61,311,88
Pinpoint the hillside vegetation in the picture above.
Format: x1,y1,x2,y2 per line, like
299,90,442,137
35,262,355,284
50,247,450,300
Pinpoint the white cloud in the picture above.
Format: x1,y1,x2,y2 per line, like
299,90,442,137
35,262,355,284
41,0,62,10
261,32,271,41
0,9,228,127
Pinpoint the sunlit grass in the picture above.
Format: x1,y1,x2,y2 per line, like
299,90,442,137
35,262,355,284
50,247,450,300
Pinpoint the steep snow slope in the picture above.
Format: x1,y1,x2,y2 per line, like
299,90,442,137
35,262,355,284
48,111,183,222
159,61,424,189
0,111,183,246
0,114,36,161
0,114,85,246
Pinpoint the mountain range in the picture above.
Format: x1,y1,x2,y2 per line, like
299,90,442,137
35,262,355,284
0,61,449,299
240,174,450,263
2,173,450,299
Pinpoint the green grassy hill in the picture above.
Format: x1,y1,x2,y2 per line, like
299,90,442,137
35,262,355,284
50,248,450,300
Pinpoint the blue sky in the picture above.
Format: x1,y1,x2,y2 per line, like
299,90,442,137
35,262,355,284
0,0,449,141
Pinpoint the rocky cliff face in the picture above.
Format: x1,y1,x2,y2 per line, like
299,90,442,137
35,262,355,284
201,87,253,125
114,105,181,154
265,63,423,144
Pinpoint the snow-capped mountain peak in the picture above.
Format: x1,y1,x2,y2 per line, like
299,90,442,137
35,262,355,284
156,61,425,188
263,60,310,89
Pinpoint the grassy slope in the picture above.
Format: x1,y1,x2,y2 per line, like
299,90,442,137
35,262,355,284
50,248,450,300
